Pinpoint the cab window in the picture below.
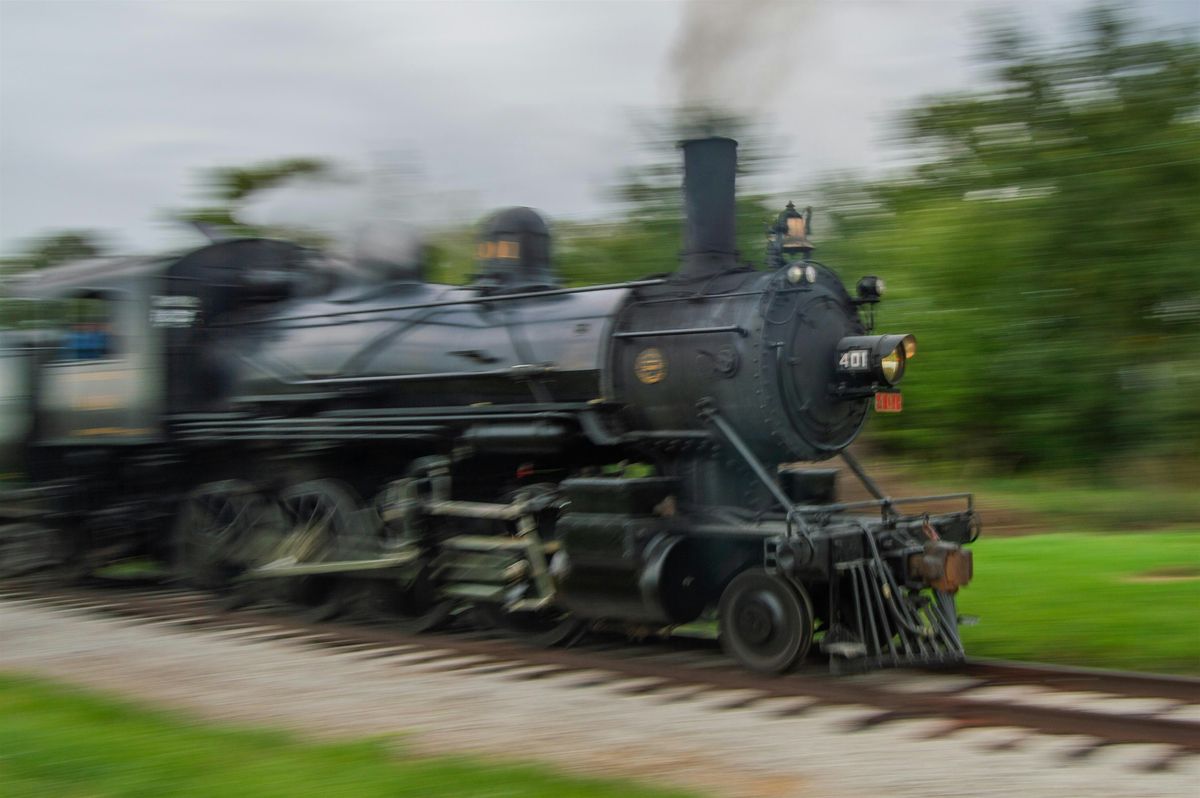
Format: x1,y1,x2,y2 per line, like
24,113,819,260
56,295,119,362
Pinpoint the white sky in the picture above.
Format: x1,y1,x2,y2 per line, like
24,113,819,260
1,0,1196,254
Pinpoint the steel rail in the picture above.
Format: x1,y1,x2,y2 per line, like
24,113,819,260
3,579,1197,757
960,658,1200,704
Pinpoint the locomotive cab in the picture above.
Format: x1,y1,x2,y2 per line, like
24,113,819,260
472,207,559,293
0,299,45,477
6,260,168,455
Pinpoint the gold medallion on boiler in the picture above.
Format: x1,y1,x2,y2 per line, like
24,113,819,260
634,347,666,384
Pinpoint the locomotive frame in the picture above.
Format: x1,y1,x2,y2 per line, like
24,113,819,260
0,137,978,674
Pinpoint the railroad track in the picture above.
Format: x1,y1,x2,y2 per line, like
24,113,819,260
3,577,1198,771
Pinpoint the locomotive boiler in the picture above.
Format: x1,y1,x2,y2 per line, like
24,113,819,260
0,137,977,673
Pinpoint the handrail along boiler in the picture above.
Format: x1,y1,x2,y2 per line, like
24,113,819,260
0,137,977,673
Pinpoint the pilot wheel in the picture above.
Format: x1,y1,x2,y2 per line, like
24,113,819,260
718,569,814,674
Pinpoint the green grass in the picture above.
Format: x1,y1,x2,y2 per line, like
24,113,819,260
958,531,1200,674
0,675,693,798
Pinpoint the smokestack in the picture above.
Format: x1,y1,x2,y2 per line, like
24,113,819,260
680,136,738,279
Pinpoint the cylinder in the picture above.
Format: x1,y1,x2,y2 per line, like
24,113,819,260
680,137,738,278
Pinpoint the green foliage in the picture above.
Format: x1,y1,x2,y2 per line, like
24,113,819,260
171,157,341,247
8,8,1193,477
423,227,476,285
423,107,788,288
957,531,1200,673
426,108,785,289
0,230,107,275
554,194,776,287
822,6,1200,470
203,158,335,204
0,674,692,798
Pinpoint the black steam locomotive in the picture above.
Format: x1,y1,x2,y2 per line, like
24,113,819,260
0,138,977,673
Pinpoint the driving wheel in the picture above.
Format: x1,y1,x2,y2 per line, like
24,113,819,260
174,480,278,594
277,479,363,621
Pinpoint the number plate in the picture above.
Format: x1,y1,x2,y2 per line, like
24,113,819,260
838,349,870,371
875,392,903,413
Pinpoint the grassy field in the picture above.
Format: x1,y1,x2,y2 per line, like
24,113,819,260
0,675,691,798
957,531,1200,674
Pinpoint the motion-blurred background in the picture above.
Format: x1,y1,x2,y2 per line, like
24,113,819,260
4,0,1197,476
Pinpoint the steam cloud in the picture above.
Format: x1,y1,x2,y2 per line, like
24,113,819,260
669,0,819,113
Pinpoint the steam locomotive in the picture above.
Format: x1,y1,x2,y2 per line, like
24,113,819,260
0,137,977,673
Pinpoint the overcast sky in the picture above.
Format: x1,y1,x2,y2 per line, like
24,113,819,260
1,0,1196,255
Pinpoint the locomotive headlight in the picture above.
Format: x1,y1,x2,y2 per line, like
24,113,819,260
877,334,915,384
834,333,917,393
880,347,904,383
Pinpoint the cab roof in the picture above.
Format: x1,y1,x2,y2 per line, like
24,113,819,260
3,254,170,299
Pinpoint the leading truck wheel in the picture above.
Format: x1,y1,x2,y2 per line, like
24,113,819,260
718,569,814,674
